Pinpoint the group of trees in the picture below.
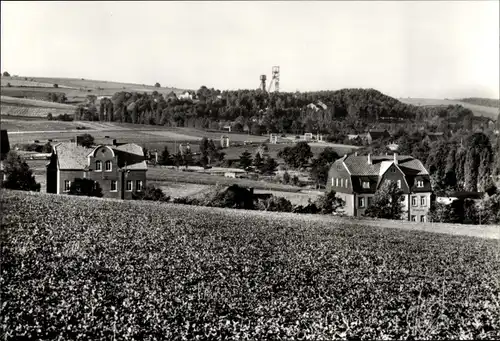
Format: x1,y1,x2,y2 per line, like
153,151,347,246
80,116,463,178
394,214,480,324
72,87,478,136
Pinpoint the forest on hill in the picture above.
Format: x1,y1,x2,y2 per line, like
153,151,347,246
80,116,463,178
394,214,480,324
73,87,484,136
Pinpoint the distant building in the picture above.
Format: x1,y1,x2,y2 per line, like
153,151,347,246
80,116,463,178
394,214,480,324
423,132,445,144
366,129,390,144
327,153,432,222
46,140,147,199
220,135,230,148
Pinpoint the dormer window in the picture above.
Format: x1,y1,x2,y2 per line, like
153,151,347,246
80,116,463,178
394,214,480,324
105,160,112,172
362,181,370,189
95,160,102,171
416,180,424,188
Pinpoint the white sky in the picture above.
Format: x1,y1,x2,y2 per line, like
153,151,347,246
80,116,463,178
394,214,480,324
1,1,499,98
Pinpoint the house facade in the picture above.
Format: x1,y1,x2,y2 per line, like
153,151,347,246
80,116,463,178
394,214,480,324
326,153,432,222
366,129,390,144
46,141,147,199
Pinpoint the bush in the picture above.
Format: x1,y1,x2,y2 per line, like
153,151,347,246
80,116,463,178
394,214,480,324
256,196,293,212
47,113,53,121
69,178,103,197
314,190,345,214
2,151,40,191
132,185,170,202
53,83,58,88
3,71,10,77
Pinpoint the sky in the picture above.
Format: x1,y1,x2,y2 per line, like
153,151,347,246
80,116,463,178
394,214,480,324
1,1,499,99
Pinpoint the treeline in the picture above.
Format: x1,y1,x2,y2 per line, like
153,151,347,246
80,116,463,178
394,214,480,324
359,129,500,194
73,87,477,135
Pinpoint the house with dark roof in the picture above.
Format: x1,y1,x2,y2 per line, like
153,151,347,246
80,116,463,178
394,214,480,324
423,132,445,143
326,153,432,222
46,140,147,199
366,129,391,144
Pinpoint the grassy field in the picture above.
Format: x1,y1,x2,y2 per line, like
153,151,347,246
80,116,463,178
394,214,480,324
1,76,184,106
1,96,77,109
148,168,302,192
1,190,499,339
399,98,499,120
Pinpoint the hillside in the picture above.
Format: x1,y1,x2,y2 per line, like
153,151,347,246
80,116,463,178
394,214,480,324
2,190,499,339
0,75,185,106
399,98,498,121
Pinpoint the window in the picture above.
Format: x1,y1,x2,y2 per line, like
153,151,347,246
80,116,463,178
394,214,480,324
367,197,373,207
335,178,339,186
95,160,102,171
110,180,117,192
340,178,343,187
105,160,112,172
420,196,426,207
358,197,365,208
420,215,426,223
126,180,132,191
332,178,334,186
136,180,143,192
362,181,370,189
390,167,396,173
397,180,401,189
345,179,349,188
411,196,417,207
64,180,71,192
416,180,424,188
411,215,417,222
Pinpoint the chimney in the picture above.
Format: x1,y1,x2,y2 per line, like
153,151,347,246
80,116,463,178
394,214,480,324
394,152,398,165
112,139,117,146
354,151,358,156
367,153,372,165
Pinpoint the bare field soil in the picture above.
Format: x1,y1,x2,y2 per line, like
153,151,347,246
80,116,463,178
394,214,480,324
399,98,499,120
1,105,74,118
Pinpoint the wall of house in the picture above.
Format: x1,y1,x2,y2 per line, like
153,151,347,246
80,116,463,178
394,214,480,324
46,154,57,194
354,193,376,217
408,192,432,222
335,192,355,216
379,164,410,193
58,170,87,194
327,161,352,194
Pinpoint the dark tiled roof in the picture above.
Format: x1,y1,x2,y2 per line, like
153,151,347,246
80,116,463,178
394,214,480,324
54,142,93,170
55,142,146,171
367,129,390,139
340,155,428,176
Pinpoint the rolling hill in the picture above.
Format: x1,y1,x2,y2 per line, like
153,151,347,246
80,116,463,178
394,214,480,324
1,75,185,106
399,97,499,121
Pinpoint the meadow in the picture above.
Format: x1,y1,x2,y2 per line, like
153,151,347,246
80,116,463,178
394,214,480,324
1,76,184,105
1,190,499,340
399,98,499,120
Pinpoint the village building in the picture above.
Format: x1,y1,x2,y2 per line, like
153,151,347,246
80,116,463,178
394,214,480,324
423,132,445,144
46,140,147,199
365,129,391,144
326,153,432,222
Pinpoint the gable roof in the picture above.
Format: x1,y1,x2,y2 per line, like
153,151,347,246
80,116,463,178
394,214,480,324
367,129,390,139
339,154,428,177
54,142,93,170
55,142,146,171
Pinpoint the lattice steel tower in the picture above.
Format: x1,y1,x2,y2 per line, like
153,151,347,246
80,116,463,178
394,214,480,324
267,66,280,93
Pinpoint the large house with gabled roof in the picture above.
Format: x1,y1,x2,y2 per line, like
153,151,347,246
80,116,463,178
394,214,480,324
326,153,432,222
46,140,147,199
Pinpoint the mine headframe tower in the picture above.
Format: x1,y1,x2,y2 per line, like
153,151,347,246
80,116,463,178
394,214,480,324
258,66,280,93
